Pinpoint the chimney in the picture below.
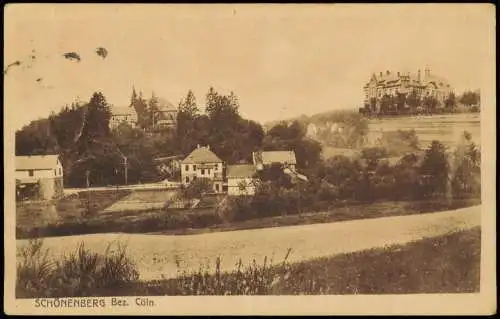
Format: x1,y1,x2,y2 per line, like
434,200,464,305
207,145,210,150
417,69,421,81
397,72,400,77
386,70,390,75
197,144,200,149
379,71,382,77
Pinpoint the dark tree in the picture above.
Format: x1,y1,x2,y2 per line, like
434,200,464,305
418,141,450,199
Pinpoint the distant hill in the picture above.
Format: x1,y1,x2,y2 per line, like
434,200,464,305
264,109,370,150
264,109,431,159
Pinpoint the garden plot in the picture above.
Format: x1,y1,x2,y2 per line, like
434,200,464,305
103,189,177,213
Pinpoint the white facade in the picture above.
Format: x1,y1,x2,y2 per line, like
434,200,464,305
180,146,225,193
109,107,138,129
15,155,64,200
15,155,64,182
181,162,224,184
15,167,63,180
227,177,258,196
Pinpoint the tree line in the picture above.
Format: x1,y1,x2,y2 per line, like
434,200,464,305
359,89,481,117
15,88,323,188
222,132,481,222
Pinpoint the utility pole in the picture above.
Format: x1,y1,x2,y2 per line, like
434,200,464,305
123,156,128,185
85,169,91,216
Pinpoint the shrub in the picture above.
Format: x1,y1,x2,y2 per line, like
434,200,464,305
158,248,294,295
17,239,139,298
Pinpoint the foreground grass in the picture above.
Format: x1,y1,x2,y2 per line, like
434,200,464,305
17,227,480,297
17,198,480,239
122,227,482,295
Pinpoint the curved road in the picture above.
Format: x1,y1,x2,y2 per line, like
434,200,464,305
17,205,481,281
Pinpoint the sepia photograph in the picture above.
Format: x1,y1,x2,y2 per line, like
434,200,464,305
3,3,496,315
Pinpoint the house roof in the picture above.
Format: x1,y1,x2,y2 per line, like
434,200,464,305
254,151,297,165
16,155,60,170
227,164,257,178
181,146,222,164
158,98,176,111
111,106,136,116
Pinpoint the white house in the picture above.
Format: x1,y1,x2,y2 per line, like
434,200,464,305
252,150,297,171
109,106,138,129
180,145,225,193
15,155,64,200
226,164,259,196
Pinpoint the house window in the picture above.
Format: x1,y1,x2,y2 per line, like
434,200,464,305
215,184,220,192
59,168,62,175
54,169,57,176
185,165,189,171
214,165,218,171
193,165,197,170
208,169,211,175
201,169,205,175
29,170,34,177
193,176,197,181
185,177,189,183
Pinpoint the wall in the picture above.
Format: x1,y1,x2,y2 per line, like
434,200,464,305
227,177,257,196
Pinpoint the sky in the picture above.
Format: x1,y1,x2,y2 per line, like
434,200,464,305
4,4,495,130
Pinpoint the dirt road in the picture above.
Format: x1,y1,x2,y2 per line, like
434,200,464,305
17,205,481,281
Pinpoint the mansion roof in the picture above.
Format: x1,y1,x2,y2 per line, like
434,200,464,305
364,69,451,90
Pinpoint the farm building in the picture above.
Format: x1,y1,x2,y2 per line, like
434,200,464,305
226,164,259,196
15,155,64,200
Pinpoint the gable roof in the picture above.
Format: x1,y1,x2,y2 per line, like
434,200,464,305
157,98,176,111
111,106,136,116
254,151,297,165
227,164,257,178
16,155,61,170
181,146,223,164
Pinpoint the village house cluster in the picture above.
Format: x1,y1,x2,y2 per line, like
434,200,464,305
178,145,305,196
15,145,304,200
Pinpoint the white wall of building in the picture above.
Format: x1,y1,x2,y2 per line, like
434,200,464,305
181,162,224,191
227,177,257,196
16,166,63,180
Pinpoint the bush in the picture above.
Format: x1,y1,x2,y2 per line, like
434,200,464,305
17,239,139,298
156,248,294,295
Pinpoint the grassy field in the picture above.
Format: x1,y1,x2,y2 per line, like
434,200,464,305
17,227,480,297
16,197,480,239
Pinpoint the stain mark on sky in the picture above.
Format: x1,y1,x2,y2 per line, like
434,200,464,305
3,60,22,75
96,47,108,59
63,52,82,62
